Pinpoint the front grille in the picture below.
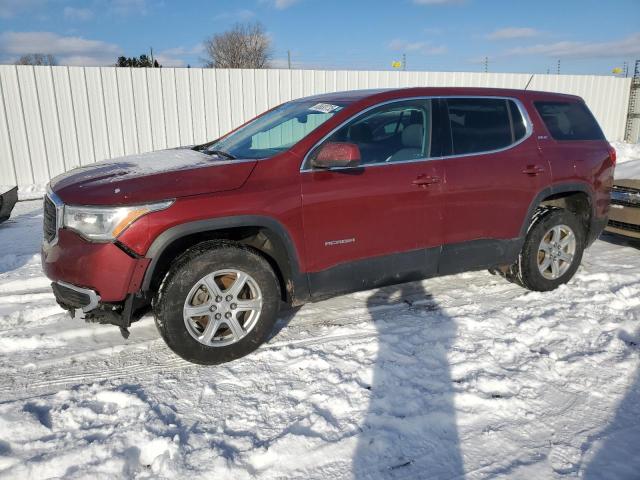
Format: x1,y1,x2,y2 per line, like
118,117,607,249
52,282,91,309
612,185,640,195
43,195,57,242
608,219,640,233
611,185,640,208
611,198,640,208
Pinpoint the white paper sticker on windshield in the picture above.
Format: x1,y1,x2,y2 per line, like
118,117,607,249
309,103,341,114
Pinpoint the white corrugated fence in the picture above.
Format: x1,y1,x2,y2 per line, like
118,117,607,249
0,65,632,188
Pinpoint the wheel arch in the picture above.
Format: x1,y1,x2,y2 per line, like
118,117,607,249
141,216,310,305
521,182,596,239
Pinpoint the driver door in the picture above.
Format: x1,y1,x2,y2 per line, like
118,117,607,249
300,99,445,299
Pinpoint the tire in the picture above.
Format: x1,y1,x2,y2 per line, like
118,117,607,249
153,240,281,365
506,207,585,292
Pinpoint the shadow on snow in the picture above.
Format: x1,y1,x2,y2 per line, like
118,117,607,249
353,282,464,479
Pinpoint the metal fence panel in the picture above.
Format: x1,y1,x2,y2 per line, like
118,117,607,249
0,66,632,188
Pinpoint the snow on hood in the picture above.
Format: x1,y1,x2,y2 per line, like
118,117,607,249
53,148,230,185
50,148,257,205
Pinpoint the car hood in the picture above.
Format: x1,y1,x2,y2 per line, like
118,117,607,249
50,149,257,205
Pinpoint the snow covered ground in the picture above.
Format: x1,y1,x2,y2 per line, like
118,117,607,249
1,144,639,479
611,141,640,165
612,141,640,180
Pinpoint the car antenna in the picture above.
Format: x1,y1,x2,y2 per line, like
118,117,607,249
524,74,535,90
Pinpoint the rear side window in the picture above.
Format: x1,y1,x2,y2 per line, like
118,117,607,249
446,98,526,155
534,101,604,141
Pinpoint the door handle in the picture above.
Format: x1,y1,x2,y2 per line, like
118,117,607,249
412,175,441,187
522,165,546,176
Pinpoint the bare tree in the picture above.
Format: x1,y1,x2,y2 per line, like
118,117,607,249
15,53,57,66
203,22,271,69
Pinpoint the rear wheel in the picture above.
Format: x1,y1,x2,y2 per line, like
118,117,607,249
505,208,585,291
154,241,281,364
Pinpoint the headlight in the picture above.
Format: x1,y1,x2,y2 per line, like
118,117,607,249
63,200,173,241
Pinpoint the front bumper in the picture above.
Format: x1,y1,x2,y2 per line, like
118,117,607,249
604,185,640,239
606,206,640,239
42,229,150,303
42,189,150,302
50,278,144,337
41,190,153,335
52,281,101,312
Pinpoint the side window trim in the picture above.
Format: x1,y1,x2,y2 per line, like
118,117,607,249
424,103,433,158
300,95,533,172
505,99,516,144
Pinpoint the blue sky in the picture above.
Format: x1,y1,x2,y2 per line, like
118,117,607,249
0,0,638,75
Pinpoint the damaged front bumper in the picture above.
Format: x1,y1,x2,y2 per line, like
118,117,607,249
52,281,101,312
51,281,148,338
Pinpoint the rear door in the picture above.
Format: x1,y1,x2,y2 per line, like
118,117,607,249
300,99,446,298
438,97,551,273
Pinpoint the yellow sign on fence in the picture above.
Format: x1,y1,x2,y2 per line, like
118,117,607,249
391,61,402,68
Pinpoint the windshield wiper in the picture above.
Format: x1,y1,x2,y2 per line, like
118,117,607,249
191,140,235,159
204,149,236,160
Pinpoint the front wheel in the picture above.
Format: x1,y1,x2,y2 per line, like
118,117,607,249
506,208,585,291
154,241,281,365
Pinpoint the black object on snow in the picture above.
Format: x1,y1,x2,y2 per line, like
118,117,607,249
0,186,18,223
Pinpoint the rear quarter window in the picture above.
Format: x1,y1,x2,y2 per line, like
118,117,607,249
534,101,605,141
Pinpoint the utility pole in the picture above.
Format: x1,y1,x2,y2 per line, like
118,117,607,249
150,47,154,67
402,53,406,71
624,59,640,142
483,56,488,73
624,61,628,77
287,50,291,69
557,59,561,75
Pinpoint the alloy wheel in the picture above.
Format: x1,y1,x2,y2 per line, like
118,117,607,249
537,224,576,280
183,269,263,347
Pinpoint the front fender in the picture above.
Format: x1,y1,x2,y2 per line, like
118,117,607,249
140,215,310,304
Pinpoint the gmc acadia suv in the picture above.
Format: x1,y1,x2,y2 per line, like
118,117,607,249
42,87,615,364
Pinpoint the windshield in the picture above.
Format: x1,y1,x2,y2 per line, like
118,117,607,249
203,100,347,159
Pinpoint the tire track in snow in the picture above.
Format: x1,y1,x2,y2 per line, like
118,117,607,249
0,283,514,401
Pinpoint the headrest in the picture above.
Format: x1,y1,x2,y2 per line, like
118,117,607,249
402,124,423,148
349,123,373,143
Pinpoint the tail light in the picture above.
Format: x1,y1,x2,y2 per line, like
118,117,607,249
607,144,617,166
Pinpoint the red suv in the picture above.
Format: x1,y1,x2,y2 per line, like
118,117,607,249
42,87,615,364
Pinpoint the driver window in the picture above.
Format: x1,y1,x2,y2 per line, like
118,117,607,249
318,99,431,165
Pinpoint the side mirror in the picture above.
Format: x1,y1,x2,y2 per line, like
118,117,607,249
311,142,361,170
